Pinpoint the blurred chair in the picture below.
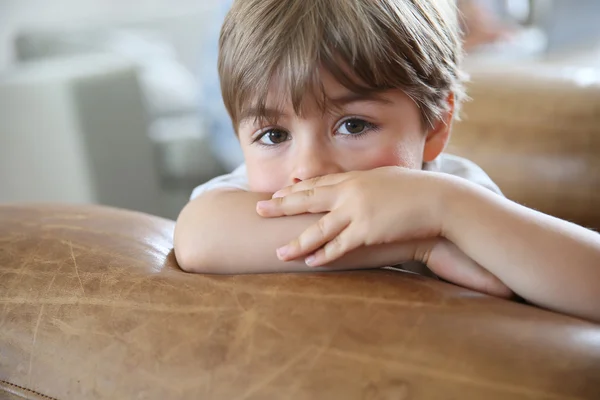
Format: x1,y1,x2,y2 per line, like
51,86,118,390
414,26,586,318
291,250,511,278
450,64,600,230
0,54,163,215
1,24,224,219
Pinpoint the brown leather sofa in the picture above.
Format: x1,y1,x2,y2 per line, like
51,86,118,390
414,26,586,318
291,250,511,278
1,65,600,400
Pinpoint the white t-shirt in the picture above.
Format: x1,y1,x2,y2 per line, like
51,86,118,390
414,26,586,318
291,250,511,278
190,153,502,199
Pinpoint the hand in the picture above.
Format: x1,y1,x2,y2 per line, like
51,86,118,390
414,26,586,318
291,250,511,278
425,238,513,299
256,167,449,266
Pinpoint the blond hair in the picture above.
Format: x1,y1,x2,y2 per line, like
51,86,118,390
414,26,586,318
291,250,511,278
219,0,465,130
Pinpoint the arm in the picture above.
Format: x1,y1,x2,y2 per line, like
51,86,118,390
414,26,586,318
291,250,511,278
443,178,600,321
174,189,512,299
174,190,426,274
255,168,597,319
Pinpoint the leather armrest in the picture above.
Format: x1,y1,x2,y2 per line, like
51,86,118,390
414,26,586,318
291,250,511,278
1,204,599,399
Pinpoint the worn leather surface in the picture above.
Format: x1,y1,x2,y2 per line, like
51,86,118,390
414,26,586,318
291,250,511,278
1,204,600,400
451,65,600,231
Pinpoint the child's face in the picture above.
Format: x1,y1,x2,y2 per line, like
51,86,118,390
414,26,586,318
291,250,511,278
237,68,450,193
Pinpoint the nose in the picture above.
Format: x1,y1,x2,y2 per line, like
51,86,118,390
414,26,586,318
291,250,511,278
291,144,343,184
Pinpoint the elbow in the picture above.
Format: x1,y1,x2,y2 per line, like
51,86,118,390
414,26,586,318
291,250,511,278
173,232,204,273
174,233,224,274
174,240,206,274
173,205,221,274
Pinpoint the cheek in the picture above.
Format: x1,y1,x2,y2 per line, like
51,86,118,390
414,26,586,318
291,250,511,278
240,143,287,193
245,157,288,193
347,140,425,171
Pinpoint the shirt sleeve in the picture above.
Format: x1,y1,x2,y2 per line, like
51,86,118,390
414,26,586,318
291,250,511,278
425,154,503,196
190,164,250,200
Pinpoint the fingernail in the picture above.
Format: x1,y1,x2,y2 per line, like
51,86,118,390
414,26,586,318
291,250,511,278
305,255,316,266
277,246,289,259
256,200,269,210
272,191,284,199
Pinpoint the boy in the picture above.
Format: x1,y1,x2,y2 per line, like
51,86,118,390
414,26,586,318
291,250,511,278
175,0,600,322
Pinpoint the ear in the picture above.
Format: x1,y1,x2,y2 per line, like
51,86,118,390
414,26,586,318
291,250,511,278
423,93,455,163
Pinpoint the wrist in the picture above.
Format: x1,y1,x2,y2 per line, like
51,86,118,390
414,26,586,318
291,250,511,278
425,171,460,239
437,175,482,242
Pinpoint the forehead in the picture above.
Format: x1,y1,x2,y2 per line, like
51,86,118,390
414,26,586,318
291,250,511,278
240,66,390,123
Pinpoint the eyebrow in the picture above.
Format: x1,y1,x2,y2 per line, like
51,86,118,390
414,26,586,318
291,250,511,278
240,107,286,123
328,92,393,106
239,92,391,123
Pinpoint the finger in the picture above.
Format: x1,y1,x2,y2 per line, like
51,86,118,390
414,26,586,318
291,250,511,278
306,224,363,267
257,186,336,217
276,211,350,261
273,173,351,198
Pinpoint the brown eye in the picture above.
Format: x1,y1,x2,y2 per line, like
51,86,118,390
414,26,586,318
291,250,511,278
258,129,290,145
339,118,368,135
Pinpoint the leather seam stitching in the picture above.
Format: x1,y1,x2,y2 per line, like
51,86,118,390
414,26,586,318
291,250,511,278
0,380,58,400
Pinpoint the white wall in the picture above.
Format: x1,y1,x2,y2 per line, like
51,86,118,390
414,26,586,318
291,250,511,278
0,0,224,219
0,0,220,73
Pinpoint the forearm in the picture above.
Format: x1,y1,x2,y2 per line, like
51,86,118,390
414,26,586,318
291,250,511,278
175,191,422,274
443,179,600,321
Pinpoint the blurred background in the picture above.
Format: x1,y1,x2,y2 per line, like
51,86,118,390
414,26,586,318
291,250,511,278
1,0,599,220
